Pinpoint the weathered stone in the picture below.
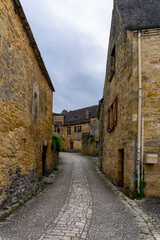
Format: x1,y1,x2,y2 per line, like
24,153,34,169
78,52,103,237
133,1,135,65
41,177,54,185
0,0,54,210
12,197,18,205
100,2,160,197
7,203,19,212
0,210,9,219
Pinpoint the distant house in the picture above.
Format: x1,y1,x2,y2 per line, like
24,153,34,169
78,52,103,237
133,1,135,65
0,0,55,209
53,105,99,155
53,113,64,137
100,0,160,197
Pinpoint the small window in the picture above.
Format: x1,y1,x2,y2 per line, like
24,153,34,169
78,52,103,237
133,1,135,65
32,82,39,124
110,45,115,81
45,106,47,116
96,141,99,149
33,92,38,122
74,126,82,133
54,126,56,133
77,126,81,132
107,97,118,132
67,127,71,135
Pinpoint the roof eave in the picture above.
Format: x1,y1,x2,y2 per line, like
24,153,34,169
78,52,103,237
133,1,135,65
126,24,160,31
13,0,55,92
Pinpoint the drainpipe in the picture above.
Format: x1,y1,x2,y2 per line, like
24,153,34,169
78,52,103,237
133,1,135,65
141,117,144,181
137,29,142,194
134,136,137,190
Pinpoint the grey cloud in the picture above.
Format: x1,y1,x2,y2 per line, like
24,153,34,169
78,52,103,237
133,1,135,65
20,0,113,112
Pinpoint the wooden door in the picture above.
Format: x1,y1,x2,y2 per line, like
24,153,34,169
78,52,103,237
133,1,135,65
70,141,74,151
118,149,124,187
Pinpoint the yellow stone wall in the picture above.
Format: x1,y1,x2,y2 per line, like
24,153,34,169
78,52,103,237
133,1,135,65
132,29,160,196
102,3,160,198
0,0,53,208
102,7,134,196
62,123,90,151
82,118,99,155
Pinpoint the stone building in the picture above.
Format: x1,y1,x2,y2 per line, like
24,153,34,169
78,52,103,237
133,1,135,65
98,98,104,170
100,0,160,197
53,113,64,137
53,106,99,155
0,0,55,209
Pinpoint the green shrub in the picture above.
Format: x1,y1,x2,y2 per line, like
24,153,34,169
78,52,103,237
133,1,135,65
51,135,62,152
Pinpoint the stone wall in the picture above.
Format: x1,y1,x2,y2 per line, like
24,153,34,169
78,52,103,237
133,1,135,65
101,5,160,197
102,6,134,196
0,0,53,209
82,117,99,156
62,123,90,151
52,151,59,168
132,29,160,196
98,99,104,169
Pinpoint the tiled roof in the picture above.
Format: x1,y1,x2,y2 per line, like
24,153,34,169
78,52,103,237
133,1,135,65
115,0,160,29
63,105,99,126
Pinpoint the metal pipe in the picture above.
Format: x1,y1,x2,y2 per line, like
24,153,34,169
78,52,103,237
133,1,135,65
134,136,137,190
137,29,142,194
141,117,144,181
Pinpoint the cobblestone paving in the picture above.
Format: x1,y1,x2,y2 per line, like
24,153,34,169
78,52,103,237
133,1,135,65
137,197,160,226
0,153,160,240
39,155,92,240
95,166,160,240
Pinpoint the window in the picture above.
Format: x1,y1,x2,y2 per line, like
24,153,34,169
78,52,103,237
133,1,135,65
32,82,39,123
67,127,71,135
74,126,82,133
110,45,115,81
54,126,56,133
107,97,118,132
34,93,38,121
77,126,81,132
96,141,99,149
45,106,47,116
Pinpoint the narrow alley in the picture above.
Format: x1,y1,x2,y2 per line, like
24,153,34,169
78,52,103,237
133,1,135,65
0,153,159,240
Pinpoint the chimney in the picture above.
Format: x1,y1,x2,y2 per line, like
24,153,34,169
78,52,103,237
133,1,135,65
86,109,89,119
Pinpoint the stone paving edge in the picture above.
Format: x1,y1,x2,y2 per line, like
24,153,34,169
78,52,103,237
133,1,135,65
94,162,160,240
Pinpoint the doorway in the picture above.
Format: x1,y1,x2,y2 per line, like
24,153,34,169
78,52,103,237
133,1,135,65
42,146,47,176
70,141,74,151
118,149,124,187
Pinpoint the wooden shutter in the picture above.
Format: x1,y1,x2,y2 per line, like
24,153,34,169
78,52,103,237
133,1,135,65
113,97,118,126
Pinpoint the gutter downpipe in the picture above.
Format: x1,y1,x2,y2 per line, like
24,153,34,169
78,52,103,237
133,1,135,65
141,117,144,181
137,29,142,194
134,136,137,190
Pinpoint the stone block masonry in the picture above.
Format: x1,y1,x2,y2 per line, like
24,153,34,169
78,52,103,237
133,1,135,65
101,2,160,197
0,0,54,209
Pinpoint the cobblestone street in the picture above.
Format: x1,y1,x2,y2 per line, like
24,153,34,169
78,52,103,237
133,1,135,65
0,153,160,240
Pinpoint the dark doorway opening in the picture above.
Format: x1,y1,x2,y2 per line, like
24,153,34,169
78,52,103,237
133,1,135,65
42,146,47,176
70,141,74,151
118,149,124,187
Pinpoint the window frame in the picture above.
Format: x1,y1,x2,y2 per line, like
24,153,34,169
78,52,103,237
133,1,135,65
110,45,116,81
74,125,82,133
107,97,118,132
67,127,71,135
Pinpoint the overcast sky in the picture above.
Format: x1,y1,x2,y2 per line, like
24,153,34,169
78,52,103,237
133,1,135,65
20,0,113,113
